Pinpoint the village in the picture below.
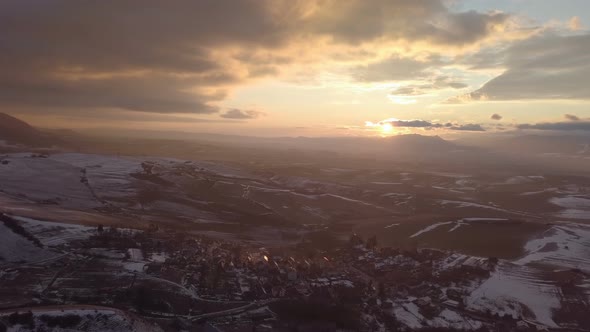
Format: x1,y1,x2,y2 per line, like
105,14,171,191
2,213,562,332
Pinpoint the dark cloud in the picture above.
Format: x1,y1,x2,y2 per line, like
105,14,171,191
390,120,436,128
491,113,503,121
448,123,486,131
0,0,282,114
0,0,514,116
380,119,485,131
564,114,581,121
449,33,590,102
45,112,239,124
0,74,224,114
517,121,590,131
459,46,508,70
220,109,265,119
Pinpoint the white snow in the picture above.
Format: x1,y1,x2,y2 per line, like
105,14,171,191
467,263,560,327
462,217,508,222
431,309,483,330
410,221,454,238
502,176,544,185
549,196,590,220
410,218,508,237
49,153,144,202
439,200,509,213
0,307,163,332
439,254,487,269
467,223,590,328
400,173,412,181
149,252,168,263
448,222,465,232
12,215,95,246
123,262,146,272
0,154,101,209
550,196,590,209
0,223,59,264
520,188,558,196
394,302,424,329
515,225,590,272
127,248,144,261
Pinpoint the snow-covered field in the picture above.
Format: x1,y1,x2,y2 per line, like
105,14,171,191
0,223,59,264
467,263,561,327
385,220,588,330
0,154,100,209
549,196,590,220
515,224,590,271
0,307,163,332
466,223,590,327
12,216,96,247
392,300,483,330
50,153,144,202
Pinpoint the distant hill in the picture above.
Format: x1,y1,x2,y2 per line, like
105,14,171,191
506,135,590,155
471,134,590,155
0,112,62,147
385,134,455,154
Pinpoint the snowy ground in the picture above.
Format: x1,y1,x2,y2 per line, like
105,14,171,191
0,223,59,264
12,216,96,247
466,223,590,328
0,154,101,209
515,224,590,272
466,263,561,327
392,300,483,330
549,195,590,220
410,218,509,238
0,306,163,332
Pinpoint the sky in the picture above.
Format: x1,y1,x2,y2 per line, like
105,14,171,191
1,0,590,137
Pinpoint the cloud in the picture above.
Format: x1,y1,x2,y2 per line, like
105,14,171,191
517,121,590,131
0,0,518,116
569,16,583,31
491,113,503,121
458,46,508,70
309,2,512,46
448,123,485,131
564,114,581,121
448,33,590,103
390,120,436,128
0,74,224,114
353,54,444,82
390,76,467,96
220,109,266,119
42,111,239,124
370,118,485,131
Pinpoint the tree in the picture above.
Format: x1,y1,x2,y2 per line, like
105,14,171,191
366,235,378,249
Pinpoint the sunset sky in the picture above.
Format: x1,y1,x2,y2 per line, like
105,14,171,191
2,0,590,137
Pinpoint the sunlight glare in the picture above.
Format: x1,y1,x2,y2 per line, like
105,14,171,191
381,123,394,134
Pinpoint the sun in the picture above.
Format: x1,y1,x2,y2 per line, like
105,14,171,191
380,123,394,135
